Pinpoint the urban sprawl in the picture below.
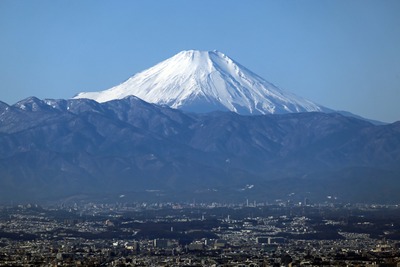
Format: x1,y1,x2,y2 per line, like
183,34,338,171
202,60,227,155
1,200,400,266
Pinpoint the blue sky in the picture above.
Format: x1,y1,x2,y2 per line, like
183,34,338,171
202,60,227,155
0,1,399,122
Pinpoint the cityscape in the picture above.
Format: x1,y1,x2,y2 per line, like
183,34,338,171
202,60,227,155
1,199,400,266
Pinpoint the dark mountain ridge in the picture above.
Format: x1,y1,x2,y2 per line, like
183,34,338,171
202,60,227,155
0,96,399,203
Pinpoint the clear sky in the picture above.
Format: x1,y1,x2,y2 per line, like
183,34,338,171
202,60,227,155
0,0,399,122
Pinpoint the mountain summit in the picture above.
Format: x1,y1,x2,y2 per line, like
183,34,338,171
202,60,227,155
74,50,329,115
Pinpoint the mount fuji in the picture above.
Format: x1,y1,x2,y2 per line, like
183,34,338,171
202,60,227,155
74,50,330,115
1,50,399,202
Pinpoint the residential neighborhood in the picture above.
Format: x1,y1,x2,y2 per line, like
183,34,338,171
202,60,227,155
1,200,400,266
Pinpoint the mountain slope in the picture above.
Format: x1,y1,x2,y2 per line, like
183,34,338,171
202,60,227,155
74,50,330,115
0,97,399,202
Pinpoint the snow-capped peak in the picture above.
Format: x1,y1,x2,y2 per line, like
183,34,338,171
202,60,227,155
74,50,329,115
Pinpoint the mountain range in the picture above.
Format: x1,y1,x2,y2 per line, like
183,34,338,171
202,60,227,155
0,50,399,203
0,96,399,203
